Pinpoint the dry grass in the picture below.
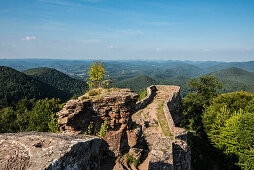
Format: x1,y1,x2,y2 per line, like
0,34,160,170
156,101,172,137
79,88,119,100
133,110,143,119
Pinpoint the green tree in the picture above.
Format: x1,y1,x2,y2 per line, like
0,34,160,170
202,92,254,169
188,75,222,103
182,75,222,131
15,98,35,132
86,60,107,89
202,91,254,133
28,98,61,132
0,107,17,133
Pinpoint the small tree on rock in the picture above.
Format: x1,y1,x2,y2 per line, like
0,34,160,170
86,60,107,89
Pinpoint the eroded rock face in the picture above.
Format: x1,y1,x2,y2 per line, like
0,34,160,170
56,86,191,169
149,138,174,170
57,89,139,156
0,132,102,170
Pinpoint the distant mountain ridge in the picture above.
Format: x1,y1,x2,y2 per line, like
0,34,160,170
1,59,254,79
209,67,254,93
210,67,254,84
23,67,88,97
0,66,89,109
0,66,69,108
115,67,254,95
115,75,158,92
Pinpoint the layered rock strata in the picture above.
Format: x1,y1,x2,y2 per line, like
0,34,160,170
57,89,140,157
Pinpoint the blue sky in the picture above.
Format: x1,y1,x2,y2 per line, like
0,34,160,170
0,0,254,61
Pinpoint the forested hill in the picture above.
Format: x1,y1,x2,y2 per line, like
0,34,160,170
114,75,158,92
23,67,88,96
0,66,69,109
114,67,254,96
210,67,254,84
210,67,254,93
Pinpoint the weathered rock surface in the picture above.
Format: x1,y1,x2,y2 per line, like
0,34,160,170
173,140,191,170
57,89,139,157
0,132,102,170
149,138,174,170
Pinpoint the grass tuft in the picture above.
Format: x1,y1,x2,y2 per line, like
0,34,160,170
156,101,172,137
125,153,140,168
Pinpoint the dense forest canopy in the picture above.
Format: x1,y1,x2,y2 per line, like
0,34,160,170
0,66,69,109
0,98,61,133
203,92,254,169
23,67,88,96
181,76,254,169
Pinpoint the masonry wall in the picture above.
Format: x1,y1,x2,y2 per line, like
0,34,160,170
135,85,157,110
147,85,191,170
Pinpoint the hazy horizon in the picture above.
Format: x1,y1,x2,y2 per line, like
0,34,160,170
1,58,254,63
1,0,254,61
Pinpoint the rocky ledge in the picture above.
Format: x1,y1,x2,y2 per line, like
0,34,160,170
0,132,102,170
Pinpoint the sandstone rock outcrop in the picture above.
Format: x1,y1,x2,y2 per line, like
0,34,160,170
57,89,139,157
0,132,102,170
55,86,191,170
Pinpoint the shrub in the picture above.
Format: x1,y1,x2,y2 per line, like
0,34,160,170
125,153,140,168
137,88,147,101
98,120,109,138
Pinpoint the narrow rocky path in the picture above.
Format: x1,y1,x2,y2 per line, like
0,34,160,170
132,85,179,170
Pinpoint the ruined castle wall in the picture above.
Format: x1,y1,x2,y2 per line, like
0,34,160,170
135,85,157,110
149,85,191,170
163,97,176,133
173,140,191,170
148,137,174,170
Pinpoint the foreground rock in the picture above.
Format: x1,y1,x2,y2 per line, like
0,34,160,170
0,132,102,170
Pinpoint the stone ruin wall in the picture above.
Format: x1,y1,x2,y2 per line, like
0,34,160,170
140,85,191,170
135,85,157,110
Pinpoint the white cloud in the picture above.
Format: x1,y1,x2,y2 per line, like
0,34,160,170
107,45,114,49
156,48,160,51
21,36,36,41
